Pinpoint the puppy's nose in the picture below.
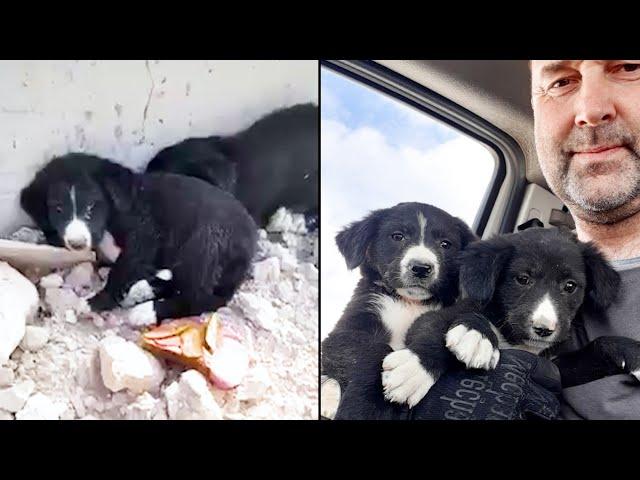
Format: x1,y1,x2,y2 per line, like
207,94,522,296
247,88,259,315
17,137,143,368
410,262,433,278
533,326,554,338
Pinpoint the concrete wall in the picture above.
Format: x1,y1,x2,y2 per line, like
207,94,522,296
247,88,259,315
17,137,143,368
0,60,318,234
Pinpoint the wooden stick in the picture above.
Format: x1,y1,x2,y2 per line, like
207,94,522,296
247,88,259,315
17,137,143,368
0,239,95,270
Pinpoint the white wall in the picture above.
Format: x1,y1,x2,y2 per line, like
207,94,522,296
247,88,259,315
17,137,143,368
0,60,318,234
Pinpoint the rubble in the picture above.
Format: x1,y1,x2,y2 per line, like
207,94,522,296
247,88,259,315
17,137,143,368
15,392,66,420
0,208,317,419
64,262,95,296
208,337,250,390
164,370,223,420
0,262,39,365
0,410,13,420
0,368,14,387
234,292,278,331
0,380,35,412
40,273,64,289
99,336,165,394
20,326,50,352
3,226,46,244
252,257,281,283
124,392,167,420
265,207,307,234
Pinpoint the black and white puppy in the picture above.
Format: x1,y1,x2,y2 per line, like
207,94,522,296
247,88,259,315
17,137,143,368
383,227,640,410
20,153,119,257
146,103,318,229
320,202,476,417
20,153,257,323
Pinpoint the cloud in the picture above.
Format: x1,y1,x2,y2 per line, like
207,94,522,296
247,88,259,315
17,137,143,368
321,117,496,339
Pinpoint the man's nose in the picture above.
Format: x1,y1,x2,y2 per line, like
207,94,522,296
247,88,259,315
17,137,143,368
574,75,616,128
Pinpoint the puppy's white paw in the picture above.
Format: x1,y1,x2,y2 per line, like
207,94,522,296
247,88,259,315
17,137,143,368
320,377,341,419
127,301,157,327
155,269,173,281
381,349,435,407
120,279,155,308
446,325,499,370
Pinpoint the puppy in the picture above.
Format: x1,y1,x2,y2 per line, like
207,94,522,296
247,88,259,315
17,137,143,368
20,153,257,323
382,227,640,411
146,103,318,229
320,202,476,418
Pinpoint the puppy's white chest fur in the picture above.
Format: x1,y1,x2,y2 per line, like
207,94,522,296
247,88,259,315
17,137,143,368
371,294,439,350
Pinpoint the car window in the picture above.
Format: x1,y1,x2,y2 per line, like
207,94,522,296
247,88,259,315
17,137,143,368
321,66,497,339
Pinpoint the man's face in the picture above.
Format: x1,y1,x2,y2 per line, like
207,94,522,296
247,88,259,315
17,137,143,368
531,60,640,223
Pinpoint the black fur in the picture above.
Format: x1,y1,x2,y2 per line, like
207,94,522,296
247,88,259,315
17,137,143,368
146,103,318,229
407,227,637,397
321,202,477,394
333,226,640,419
20,153,257,322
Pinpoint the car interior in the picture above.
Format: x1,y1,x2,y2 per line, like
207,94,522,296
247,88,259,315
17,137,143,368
321,59,575,239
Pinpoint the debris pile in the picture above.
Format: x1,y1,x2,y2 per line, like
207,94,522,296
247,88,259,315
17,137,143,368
0,208,318,420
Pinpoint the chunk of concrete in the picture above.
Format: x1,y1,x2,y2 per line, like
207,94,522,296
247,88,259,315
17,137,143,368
15,393,66,420
20,326,50,352
164,370,222,420
99,336,165,394
0,262,39,365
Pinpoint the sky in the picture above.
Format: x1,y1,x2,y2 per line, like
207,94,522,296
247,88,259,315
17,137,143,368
320,67,497,339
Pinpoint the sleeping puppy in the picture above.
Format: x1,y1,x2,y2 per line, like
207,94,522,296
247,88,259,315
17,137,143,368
382,227,640,410
20,153,257,323
320,202,477,418
146,103,318,229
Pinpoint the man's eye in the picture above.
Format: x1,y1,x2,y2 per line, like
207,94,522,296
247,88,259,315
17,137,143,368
612,63,640,79
552,78,571,89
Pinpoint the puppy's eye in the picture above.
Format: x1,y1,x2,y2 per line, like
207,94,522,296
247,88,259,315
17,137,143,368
515,274,530,286
391,232,404,242
440,240,451,249
564,280,577,293
55,206,62,214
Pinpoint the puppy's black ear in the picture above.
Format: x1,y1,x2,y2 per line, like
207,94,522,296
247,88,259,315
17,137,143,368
99,164,136,212
458,239,512,306
454,217,478,248
335,209,385,270
581,241,620,310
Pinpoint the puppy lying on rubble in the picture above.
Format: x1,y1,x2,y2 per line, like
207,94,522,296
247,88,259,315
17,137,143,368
20,152,258,325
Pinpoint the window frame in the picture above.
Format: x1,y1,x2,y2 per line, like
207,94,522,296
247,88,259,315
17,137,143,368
321,59,527,236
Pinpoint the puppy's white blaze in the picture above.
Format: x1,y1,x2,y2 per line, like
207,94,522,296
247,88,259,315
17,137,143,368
631,370,640,381
155,269,173,281
531,293,558,331
370,294,438,350
121,279,155,308
63,218,92,250
70,185,77,215
381,349,435,407
417,211,427,245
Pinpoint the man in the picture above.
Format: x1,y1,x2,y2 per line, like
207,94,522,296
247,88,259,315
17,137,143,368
531,60,640,418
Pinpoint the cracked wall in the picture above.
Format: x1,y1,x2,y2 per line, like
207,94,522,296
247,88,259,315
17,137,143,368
0,60,319,234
